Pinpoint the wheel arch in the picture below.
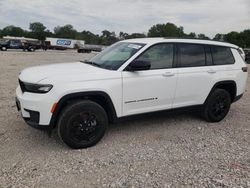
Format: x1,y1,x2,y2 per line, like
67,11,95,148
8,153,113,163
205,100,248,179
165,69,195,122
49,91,118,128
205,80,237,104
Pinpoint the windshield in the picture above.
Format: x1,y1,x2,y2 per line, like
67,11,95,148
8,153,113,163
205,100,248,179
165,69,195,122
85,42,146,70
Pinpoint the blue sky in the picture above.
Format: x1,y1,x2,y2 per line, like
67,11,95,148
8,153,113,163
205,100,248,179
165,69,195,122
0,0,249,37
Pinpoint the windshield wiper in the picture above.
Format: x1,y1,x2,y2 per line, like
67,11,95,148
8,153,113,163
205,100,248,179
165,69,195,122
81,60,102,68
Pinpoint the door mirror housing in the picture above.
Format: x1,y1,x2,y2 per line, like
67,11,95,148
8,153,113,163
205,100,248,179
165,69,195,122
127,60,151,71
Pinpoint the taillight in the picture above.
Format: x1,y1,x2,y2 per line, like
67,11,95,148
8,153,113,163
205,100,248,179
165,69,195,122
242,67,248,72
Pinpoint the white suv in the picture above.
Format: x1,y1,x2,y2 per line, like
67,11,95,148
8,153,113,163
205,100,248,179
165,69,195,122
16,38,248,149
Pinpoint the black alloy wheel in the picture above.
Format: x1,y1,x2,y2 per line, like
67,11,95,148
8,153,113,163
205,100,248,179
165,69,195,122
203,89,231,122
58,100,108,149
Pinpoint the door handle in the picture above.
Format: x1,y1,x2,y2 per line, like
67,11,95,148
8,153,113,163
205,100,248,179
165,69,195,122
162,72,175,77
207,69,216,74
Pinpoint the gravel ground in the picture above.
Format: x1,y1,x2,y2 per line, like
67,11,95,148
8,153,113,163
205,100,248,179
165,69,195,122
0,50,250,188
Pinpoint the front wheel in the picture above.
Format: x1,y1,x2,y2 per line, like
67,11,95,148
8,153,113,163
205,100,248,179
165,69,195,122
203,89,231,122
57,100,108,149
1,46,7,51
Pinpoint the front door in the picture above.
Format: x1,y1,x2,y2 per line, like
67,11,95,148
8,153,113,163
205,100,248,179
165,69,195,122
122,43,178,116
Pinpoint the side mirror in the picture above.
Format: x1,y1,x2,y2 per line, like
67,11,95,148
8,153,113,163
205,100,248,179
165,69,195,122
127,60,151,71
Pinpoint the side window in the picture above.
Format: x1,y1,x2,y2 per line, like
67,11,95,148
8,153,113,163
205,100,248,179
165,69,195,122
211,46,235,65
11,40,21,46
136,43,174,70
178,44,206,67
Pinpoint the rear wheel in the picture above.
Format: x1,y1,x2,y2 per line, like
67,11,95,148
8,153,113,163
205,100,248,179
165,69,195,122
203,89,231,122
57,100,108,149
28,47,35,52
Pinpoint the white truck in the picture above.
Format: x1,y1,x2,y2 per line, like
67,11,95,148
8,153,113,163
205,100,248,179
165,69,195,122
16,38,248,149
45,37,85,50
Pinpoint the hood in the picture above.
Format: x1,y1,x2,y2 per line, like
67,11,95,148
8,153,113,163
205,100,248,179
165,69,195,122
19,62,120,84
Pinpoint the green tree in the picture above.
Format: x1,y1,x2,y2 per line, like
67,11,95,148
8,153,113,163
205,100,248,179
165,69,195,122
224,31,243,47
100,30,118,45
78,30,100,44
119,31,129,40
213,33,225,41
148,23,185,37
126,33,146,39
44,29,54,38
240,29,250,48
1,25,24,37
187,32,196,39
216,30,250,48
29,22,47,41
197,33,210,40
54,24,78,39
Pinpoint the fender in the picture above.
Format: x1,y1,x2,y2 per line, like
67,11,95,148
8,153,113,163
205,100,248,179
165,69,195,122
49,91,118,128
205,80,237,104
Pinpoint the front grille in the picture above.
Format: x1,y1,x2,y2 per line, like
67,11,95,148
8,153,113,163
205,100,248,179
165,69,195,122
19,79,26,93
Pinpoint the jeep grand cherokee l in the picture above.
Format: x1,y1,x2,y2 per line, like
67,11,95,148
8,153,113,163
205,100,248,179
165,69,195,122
16,38,248,149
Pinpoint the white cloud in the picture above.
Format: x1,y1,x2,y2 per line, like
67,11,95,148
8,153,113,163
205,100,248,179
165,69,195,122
0,0,249,37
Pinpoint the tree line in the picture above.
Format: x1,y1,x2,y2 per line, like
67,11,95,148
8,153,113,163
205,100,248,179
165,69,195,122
0,22,249,48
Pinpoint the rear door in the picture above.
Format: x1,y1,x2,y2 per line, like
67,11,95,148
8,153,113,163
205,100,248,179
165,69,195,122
173,43,215,108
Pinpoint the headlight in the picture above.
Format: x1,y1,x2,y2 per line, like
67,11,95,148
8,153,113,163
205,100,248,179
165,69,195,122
20,81,53,94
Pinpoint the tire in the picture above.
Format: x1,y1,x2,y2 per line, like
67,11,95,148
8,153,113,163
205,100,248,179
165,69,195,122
57,100,108,149
1,46,7,51
29,47,35,52
203,89,231,122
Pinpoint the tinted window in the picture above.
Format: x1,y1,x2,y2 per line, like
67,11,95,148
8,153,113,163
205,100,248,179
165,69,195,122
211,46,235,65
136,43,174,70
178,44,206,67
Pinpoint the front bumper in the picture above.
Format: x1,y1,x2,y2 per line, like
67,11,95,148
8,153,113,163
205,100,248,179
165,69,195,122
16,85,55,129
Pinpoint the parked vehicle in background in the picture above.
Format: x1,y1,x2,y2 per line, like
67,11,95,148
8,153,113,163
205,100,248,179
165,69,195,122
0,39,39,52
244,48,250,62
0,39,8,51
16,38,248,149
77,44,103,53
45,37,85,50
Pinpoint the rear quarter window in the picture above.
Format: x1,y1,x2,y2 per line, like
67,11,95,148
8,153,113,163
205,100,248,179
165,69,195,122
211,46,235,65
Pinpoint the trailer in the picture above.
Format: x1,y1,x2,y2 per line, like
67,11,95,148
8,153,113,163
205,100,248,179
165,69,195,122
45,37,85,50
77,44,104,53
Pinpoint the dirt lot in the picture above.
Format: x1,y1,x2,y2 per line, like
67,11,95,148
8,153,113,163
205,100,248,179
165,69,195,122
0,50,250,187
